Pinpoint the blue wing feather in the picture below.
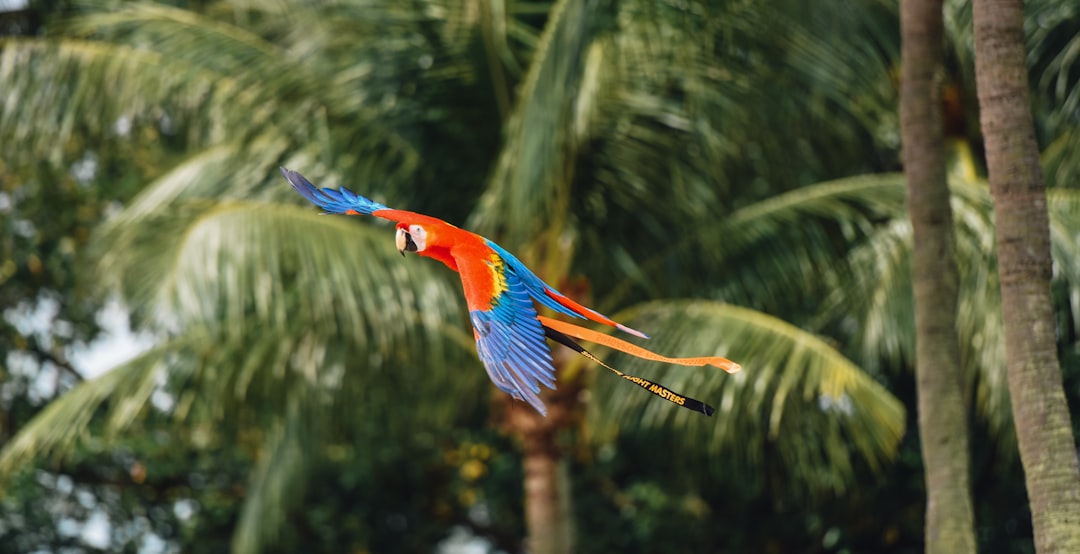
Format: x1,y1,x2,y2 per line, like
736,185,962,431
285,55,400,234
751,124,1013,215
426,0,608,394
280,167,390,215
485,239,651,340
469,269,557,415
483,240,571,315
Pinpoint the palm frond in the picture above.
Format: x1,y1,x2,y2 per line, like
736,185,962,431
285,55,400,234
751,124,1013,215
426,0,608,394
0,340,176,481
231,395,312,554
723,175,906,239
776,0,898,137
560,0,905,301
1026,0,1080,120
64,3,281,76
600,174,909,312
2,1,498,204
469,0,596,246
1026,0,1080,189
96,201,479,404
837,217,916,371
829,181,1006,438
710,174,908,308
1048,187,1080,325
1,198,486,478
1042,128,1080,190
98,202,461,336
0,37,228,163
832,179,1080,445
589,300,905,495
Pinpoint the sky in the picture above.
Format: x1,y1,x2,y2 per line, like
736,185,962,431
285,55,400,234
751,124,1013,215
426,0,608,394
0,0,28,11
69,297,156,379
2,296,169,551
2,295,155,413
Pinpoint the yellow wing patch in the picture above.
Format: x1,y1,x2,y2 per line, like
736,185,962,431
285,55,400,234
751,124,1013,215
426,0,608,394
485,253,510,301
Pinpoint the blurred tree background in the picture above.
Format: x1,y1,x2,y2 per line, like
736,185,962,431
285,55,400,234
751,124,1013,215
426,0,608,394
1,0,1078,553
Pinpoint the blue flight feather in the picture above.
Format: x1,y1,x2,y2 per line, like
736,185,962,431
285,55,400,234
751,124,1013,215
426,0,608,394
280,167,389,215
469,268,558,415
483,239,652,339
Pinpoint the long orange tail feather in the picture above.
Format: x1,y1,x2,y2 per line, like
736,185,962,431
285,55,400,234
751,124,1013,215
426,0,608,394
537,316,742,373
542,290,650,339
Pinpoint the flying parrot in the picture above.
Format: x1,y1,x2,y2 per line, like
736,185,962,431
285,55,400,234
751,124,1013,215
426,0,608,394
281,168,741,416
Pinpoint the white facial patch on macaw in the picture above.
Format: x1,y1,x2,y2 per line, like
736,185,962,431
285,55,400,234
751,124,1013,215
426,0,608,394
409,224,427,251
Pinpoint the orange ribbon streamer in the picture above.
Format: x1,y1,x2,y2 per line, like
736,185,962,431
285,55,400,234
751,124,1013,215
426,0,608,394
537,316,742,373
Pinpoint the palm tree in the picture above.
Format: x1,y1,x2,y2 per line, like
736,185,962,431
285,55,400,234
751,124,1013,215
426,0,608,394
1,3,521,551
900,0,976,550
973,0,1080,551
1,0,905,550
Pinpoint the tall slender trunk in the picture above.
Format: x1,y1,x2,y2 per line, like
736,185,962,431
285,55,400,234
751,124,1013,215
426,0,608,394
899,0,977,551
972,1,1080,551
518,417,573,554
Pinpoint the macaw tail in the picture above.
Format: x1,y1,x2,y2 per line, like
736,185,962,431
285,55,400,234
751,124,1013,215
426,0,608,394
280,167,390,216
542,289,651,339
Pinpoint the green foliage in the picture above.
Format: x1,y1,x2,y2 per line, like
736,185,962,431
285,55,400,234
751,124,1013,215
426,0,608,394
593,301,903,494
1027,1,1080,190
0,417,249,554
828,179,1080,447
3,0,1080,552
1,0,511,221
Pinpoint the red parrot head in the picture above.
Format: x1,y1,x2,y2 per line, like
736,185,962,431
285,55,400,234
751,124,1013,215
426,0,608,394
391,216,460,270
395,222,427,256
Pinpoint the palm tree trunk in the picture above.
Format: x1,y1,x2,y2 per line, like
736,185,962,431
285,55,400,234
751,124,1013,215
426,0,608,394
972,0,1080,551
899,0,977,551
519,418,574,554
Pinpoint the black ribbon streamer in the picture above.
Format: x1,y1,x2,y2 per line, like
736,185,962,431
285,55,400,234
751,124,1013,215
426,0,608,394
543,326,715,416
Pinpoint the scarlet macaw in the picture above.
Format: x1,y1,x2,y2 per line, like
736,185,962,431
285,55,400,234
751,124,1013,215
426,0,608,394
281,168,740,416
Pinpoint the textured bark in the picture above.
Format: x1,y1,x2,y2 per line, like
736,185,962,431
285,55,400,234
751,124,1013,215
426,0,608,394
972,1,1080,552
519,430,573,554
899,0,977,552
